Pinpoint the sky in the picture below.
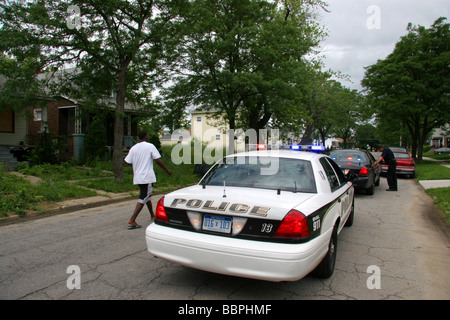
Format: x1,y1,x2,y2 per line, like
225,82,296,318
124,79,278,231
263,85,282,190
317,0,450,91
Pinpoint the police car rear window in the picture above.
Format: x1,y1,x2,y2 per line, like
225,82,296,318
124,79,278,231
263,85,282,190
329,150,370,165
200,156,317,193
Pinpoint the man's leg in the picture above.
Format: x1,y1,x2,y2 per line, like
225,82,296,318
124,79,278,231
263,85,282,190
129,202,144,225
128,184,150,226
386,165,397,191
146,200,155,219
391,165,397,190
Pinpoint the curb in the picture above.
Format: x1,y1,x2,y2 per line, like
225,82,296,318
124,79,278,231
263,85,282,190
0,193,137,227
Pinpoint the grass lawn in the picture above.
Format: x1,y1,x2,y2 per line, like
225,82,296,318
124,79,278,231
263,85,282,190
1,150,201,218
74,161,200,194
414,160,450,180
423,153,450,161
415,159,450,224
425,187,450,224
0,167,97,217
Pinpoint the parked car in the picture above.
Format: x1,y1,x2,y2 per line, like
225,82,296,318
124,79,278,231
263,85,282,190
389,147,407,153
328,149,380,195
381,151,416,178
435,147,450,154
146,149,355,282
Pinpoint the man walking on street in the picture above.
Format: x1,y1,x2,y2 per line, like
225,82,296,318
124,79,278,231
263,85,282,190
374,144,397,191
124,131,172,229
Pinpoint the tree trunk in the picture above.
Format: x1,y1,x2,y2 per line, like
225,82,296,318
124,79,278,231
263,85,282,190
300,124,314,145
113,59,131,183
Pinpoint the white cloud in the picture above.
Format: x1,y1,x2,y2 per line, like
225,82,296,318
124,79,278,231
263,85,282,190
318,0,450,90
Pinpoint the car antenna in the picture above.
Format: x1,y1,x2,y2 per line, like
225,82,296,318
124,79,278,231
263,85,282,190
223,180,227,198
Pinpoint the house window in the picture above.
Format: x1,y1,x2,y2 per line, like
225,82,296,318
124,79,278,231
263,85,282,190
33,109,42,121
196,116,201,122
0,110,14,133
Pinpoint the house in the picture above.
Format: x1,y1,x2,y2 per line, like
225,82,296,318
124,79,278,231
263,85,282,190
429,124,450,149
190,108,284,152
191,108,229,149
0,70,147,167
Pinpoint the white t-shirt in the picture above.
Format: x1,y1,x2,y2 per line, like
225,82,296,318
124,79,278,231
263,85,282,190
124,142,161,185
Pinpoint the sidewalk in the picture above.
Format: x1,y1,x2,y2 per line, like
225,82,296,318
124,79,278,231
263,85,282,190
418,157,450,190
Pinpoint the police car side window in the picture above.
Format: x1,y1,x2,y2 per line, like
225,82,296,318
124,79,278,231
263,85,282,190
327,158,346,186
320,158,340,192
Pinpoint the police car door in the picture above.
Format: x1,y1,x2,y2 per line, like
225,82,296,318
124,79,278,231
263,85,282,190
328,158,353,226
320,158,352,230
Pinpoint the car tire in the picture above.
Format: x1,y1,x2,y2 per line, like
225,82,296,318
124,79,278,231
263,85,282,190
312,223,338,279
375,176,380,186
365,183,375,195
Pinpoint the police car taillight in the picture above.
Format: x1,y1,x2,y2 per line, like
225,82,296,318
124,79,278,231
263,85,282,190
155,196,169,222
274,209,310,238
359,167,369,176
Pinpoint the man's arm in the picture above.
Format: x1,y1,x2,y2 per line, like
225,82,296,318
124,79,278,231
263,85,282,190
155,158,172,176
374,155,384,165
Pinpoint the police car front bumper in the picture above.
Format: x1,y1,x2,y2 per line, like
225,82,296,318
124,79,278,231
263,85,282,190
146,223,331,282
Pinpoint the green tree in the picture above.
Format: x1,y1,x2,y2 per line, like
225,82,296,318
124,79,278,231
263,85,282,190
362,17,450,160
0,0,186,182
163,0,327,143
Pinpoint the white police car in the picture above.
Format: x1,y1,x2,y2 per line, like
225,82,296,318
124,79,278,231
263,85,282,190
146,148,355,282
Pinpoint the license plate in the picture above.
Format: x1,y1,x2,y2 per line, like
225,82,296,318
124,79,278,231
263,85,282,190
202,215,232,234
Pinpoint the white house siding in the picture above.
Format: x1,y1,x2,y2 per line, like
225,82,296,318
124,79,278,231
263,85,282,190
0,110,28,146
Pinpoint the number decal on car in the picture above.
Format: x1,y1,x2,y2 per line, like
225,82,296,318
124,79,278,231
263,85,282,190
312,215,321,232
261,223,273,233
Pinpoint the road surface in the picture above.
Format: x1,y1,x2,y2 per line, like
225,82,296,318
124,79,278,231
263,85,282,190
0,177,449,300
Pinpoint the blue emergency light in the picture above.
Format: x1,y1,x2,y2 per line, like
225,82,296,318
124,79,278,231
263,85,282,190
310,145,325,151
290,145,325,152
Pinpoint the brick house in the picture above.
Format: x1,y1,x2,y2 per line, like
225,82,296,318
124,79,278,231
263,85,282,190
0,71,146,166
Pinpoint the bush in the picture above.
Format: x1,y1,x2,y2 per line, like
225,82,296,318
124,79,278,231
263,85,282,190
85,116,107,162
27,131,65,165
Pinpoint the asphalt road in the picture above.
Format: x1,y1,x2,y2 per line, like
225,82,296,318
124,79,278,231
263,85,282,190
1,177,449,300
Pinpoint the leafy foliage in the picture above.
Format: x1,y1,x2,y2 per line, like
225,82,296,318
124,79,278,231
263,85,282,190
363,17,450,159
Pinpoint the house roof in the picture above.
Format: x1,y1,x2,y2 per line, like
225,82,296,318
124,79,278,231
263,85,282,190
190,107,222,115
36,68,145,113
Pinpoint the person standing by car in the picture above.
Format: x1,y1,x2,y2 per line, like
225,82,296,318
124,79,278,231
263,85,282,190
374,145,397,191
124,131,172,229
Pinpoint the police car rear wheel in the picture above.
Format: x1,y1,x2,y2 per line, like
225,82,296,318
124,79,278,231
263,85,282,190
312,223,338,278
